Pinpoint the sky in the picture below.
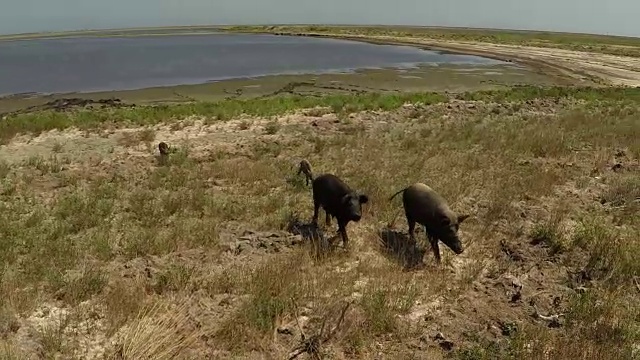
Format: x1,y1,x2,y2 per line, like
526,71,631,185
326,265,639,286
1,0,639,37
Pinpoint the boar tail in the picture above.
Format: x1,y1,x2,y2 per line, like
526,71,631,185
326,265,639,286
388,187,406,201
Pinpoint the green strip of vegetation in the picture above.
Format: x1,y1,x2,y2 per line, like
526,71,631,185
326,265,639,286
3,85,640,143
1,92,446,142
456,84,640,102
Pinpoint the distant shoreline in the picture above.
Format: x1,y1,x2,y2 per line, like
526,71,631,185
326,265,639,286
0,25,557,88
227,26,640,86
2,24,637,81
2,24,639,41
0,28,228,42
0,28,527,103
2,23,638,112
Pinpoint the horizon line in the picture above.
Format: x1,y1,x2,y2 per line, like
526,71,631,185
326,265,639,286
1,23,638,40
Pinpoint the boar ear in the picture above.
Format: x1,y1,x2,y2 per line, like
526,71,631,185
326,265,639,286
341,194,352,205
457,214,470,224
358,193,369,204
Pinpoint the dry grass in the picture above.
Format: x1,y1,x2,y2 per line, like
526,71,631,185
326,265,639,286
0,86,638,358
0,341,25,359
108,296,203,359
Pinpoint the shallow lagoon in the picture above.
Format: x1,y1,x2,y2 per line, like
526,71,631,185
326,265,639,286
0,33,505,96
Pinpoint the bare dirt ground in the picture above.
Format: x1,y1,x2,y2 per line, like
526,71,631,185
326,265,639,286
419,39,640,87
0,90,638,359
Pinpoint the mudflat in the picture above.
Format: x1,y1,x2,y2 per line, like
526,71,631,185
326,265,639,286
0,63,560,115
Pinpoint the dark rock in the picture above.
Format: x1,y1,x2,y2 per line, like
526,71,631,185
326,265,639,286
439,340,455,351
612,163,623,172
498,321,518,336
277,327,294,336
548,318,563,328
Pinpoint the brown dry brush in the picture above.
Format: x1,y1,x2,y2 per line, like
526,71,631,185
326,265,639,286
288,300,352,360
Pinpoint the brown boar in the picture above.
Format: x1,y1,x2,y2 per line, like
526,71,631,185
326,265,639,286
390,182,469,263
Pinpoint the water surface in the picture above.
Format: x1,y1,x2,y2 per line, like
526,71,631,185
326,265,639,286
0,33,505,96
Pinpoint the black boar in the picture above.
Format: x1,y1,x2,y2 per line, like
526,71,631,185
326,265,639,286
158,141,170,156
312,173,369,248
297,159,314,186
389,182,469,263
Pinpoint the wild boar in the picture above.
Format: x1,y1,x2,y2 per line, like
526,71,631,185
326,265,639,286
312,173,369,248
297,159,314,186
158,141,170,156
389,182,469,263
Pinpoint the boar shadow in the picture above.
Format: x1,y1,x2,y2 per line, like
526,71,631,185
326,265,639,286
286,213,339,260
377,227,427,270
155,154,170,167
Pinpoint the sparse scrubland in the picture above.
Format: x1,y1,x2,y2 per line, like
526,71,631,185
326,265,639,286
0,83,638,359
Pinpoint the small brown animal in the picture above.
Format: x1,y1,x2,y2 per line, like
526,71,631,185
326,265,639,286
389,182,469,263
297,159,314,186
158,142,170,156
312,173,369,248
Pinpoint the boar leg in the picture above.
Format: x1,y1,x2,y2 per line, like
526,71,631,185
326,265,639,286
428,234,442,264
407,215,417,243
325,212,332,227
338,220,349,248
312,199,320,225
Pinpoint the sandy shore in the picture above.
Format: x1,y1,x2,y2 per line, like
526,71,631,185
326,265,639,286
268,32,640,87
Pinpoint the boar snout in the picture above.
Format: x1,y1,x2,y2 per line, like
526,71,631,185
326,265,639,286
447,239,464,255
453,243,464,255
440,233,464,255
441,213,468,255
342,192,368,222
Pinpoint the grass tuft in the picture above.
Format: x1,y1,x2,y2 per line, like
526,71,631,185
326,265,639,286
110,297,202,360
